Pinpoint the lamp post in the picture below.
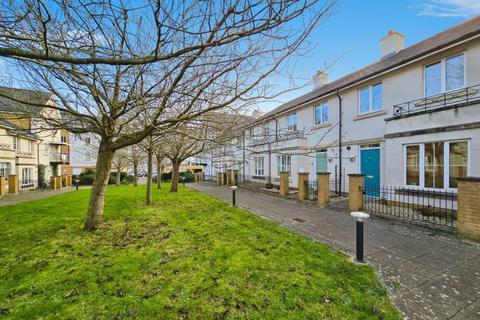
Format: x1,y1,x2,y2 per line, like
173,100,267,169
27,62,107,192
231,185,238,206
350,211,370,263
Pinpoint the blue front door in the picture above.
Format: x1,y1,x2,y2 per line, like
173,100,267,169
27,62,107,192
360,148,380,197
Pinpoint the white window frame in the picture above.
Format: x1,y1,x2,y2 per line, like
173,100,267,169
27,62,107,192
423,53,465,98
28,140,34,153
12,136,19,150
0,162,10,180
276,155,291,177
403,140,469,191
358,83,383,114
314,102,329,125
254,157,264,176
21,168,33,186
286,113,297,131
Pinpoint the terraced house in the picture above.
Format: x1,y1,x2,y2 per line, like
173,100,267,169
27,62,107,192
0,87,70,192
220,16,480,198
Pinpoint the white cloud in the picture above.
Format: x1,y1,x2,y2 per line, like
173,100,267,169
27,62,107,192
417,0,480,18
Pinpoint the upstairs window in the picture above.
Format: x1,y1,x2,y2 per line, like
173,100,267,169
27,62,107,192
262,126,270,137
314,103,329,125
28,141,34,153
359,83,383,114
61,136,67,143
287,113,297,131
12,137,19,150
85,137,91,144
424,53,464,97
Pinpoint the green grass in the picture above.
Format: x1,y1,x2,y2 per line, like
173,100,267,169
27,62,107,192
0,185,400,319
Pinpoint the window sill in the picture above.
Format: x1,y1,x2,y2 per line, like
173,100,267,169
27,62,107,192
353,110,387,121
311,122,332,129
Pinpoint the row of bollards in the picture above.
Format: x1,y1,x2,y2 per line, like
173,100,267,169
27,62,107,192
228,184,369,263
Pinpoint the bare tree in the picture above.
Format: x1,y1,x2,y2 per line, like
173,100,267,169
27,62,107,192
112,150,129,186
162,125,207,192
154,146,166,189
0,1,335,230
126,144,144,187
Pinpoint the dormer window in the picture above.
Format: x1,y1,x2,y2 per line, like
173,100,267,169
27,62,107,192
287,113,297,131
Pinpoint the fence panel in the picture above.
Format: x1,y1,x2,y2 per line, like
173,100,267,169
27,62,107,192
363,186,457,230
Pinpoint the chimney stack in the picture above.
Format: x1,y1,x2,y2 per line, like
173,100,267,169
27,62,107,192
380,30,405,59
312,70,329,90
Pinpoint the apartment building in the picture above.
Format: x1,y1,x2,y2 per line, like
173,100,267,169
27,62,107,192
222,16,480,195
0,87,70,191
69,133,98,174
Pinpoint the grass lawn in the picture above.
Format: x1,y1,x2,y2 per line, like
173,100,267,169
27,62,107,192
0,184,400,319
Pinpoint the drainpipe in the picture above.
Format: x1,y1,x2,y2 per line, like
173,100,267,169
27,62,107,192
242,130,246,182
336,89,343,194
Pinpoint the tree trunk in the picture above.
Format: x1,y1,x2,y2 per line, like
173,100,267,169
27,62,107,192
116,168,121,186
170,158,180,192
156,156,161,189
84,139,114,231
133,163,138,187
146,148,153,205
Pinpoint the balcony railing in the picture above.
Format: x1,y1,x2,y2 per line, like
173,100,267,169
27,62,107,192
49,153,69,163
250,129,306,146
392,84,480,118
16,151,35,158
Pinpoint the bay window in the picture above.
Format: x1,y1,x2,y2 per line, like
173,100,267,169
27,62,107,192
314,103,329,125
405,141,468,189
276,155,291,176
359,83,383,114
424,53,464,97
254,157,264,176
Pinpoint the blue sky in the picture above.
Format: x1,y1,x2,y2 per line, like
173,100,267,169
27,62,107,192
261,0,480,111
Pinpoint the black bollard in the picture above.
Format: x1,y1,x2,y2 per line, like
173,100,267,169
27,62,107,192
350,211,370,263
231,186,238,206
356,220,364,262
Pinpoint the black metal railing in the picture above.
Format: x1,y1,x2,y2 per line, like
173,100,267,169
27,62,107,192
239,175,278,191
393,84,480,118
363,186,457,230
303,180,317,202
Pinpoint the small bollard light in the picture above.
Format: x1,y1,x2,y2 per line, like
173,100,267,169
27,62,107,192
181,177,186,187
350,211,370,263
74,179,80,191
230,185,238,206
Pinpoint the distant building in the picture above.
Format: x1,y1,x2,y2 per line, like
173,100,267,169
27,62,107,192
0,87,70,190
69,133,99,175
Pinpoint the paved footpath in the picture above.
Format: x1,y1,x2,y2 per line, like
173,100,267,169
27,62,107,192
0,187,76,207
190,183,480,320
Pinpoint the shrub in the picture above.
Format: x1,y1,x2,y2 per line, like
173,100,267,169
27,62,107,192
160,170,194,183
